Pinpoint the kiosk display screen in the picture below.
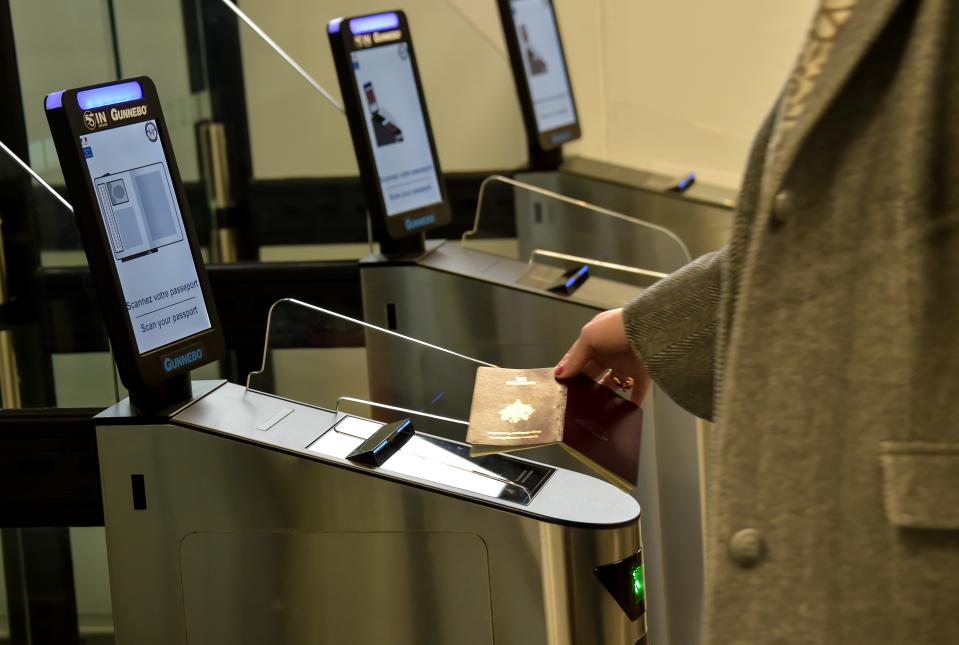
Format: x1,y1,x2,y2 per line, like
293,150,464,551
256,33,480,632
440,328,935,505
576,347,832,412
81,119,211,353
509,0,577,134
350,42,443,216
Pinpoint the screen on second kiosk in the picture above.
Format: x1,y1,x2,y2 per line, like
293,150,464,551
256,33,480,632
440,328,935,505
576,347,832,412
82,119,211,354
351,41,443,216
510,0,577,133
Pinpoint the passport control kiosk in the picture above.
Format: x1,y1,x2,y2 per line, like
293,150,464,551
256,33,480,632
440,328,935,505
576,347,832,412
361,232,701,645
327,14,703,643
46,78,648,644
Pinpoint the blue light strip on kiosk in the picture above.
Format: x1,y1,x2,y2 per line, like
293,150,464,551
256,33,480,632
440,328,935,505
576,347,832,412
349,12,399,35
676,172,696,191
328,17,343,34
76,81,143,110
45,90,64,110
564,265,589,290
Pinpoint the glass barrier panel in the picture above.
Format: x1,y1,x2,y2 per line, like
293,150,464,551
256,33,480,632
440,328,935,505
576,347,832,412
70,526,113,642
247,298,494,439
247,299,622,477
10,0,214,266
232,0,525,180
219,0,526,261
0,144,222,645
464,175,692,274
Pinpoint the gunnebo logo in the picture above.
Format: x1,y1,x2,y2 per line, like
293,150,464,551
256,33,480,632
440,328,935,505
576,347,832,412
404,213,435,231
162,347,204,373
110,105,148,122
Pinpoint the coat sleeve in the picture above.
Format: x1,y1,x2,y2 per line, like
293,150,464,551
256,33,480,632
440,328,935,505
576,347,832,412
622,246,726,421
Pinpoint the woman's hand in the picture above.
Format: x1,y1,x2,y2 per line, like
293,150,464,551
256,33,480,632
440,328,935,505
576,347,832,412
554,308,652,405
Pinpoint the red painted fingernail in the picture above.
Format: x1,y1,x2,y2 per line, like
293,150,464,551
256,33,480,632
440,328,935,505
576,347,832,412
555,365,565,376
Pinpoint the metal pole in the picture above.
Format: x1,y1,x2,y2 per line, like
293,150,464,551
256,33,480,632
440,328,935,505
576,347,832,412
197,120,238,263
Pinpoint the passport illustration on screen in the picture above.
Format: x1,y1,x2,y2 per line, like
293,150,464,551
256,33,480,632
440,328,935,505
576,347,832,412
363,81,404,146
520,25,548,75
466,367,642,488
93,161,184,262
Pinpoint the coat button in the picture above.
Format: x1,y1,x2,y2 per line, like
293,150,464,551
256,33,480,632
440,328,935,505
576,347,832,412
771,189,796,221
728,528,766,567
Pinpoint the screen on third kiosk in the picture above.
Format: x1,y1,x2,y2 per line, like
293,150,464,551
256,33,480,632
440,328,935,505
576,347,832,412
510,0,577,133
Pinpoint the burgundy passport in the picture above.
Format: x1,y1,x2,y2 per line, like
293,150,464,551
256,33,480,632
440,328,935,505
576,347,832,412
466,367,642,488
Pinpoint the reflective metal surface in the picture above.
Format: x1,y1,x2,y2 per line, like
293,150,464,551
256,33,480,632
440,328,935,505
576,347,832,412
197,122,235,212
97,382,645,644
517,169,732,268
180,531,495,644
466,175,693,272
360,242,704,645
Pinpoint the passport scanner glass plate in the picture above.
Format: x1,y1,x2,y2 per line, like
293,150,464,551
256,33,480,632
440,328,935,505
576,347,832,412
308,415,553,505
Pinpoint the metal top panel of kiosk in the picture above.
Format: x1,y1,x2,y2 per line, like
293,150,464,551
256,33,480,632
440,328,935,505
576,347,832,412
148,381,639,528
408,241,654,311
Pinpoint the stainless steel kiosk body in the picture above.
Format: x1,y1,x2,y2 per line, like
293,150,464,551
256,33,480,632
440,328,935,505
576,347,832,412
514,165,735,274
360,208,712,645
96,380,647,645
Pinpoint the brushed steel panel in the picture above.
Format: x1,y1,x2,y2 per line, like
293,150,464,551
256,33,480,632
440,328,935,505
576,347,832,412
171,384,640,525
179,531,493,645
97,419,645,645
516,171,732,267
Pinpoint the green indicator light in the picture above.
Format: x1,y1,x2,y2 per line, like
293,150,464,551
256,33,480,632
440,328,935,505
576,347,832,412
631,564,645,604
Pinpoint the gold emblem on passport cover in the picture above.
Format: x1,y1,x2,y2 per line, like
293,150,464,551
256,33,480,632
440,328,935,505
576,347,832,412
467,367,565,453
499,399,535,424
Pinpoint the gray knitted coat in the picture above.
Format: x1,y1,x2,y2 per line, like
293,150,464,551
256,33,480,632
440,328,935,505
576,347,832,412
623,0,959,642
